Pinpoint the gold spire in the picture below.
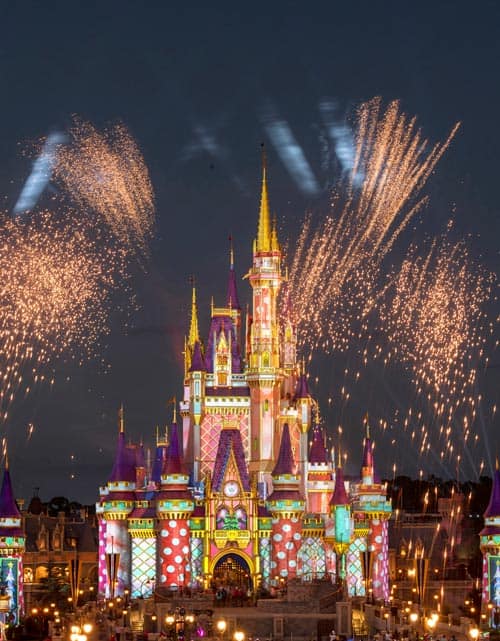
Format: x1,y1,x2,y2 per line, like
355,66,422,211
4,441,8,470
188,282,199,348
271,214,279,251
118,404,124,433
256,148,272,252
229,235,234,269
364,412,370,439
171,396,177,424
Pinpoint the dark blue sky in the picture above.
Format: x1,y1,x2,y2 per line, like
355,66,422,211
0,1,499,503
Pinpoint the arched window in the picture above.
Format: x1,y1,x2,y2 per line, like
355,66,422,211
216,506,229,530
234,507,247,530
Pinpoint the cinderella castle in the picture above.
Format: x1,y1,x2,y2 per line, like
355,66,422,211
96,161,393,603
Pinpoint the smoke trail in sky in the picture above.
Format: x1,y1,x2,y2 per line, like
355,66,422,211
319,99,362,185
261,104,320,196
13,131,67,215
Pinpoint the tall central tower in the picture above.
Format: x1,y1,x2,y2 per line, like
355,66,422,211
247,158,282,487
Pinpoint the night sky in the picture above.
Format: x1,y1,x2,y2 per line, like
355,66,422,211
0,1,499,503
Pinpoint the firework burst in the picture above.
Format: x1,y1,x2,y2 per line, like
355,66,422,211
0,210,128,419
54,118,155,256
286,97,459,354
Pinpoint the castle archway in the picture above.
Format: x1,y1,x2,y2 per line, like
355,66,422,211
210,551,253,589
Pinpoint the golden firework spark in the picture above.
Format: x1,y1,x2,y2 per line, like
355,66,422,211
286,97,459,354
0,209,129,419
54,119,155,256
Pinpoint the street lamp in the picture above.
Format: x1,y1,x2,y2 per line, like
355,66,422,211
409,610,419,639
216,620,227,641
469,628,479,641
165,608,195,641
234,632,245,641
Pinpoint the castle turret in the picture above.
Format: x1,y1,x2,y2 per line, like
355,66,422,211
295,366,313,496
328,457,352,584
0,454,25,621
182,285,204,462
361,418,374,485
157,414,194,591
247,157,283,487
266,424,305,582
306,424,334,514
186,340,206,483
351,421,391,600
100,407,136,597
128,440,156,597
480,461,500,623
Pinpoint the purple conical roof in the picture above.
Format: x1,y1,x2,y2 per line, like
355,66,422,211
212,429,251,492
163,422,186,476
272,423,295,476
309,424,328,464
362,436,374,469
151,444,166,483
295,373,310,399
108,431,136,484
190,340,207,372
135,443,146,468
330,466,349,506
484,468,500,518
0,468,21,519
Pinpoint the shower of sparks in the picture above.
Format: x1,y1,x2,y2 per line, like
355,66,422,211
383,236,495,399
379,234,496,469
286,97,459,354
0,210,128,421
54,119,155,256
284,97,499,478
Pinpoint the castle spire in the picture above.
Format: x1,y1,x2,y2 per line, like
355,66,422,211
226,236,241,309
309,424,328,464
108,407,136,484
330,459,349,506
0,443,20,519
361,414,374,484
119,404,124,433
188,282,200,347
163,418,185,476
272,423,295,476
256,148,271,252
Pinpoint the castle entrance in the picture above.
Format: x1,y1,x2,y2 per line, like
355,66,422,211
212,553,252,590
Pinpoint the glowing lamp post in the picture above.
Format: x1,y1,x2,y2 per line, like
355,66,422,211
469,628,479,641
216,620,227,641
234,632,245,641
409,611,419,640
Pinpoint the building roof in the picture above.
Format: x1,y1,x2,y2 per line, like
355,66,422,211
151,445,167,484
294,373,310,399
212,429,250,492
330,467,349,506
309,424,328,464
108,431,136,484
190,340,207,372
24,515,97,553
362,436,374,470
272,423,295,476
0,467,21,520
484,468,500,518
162,422,186,476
